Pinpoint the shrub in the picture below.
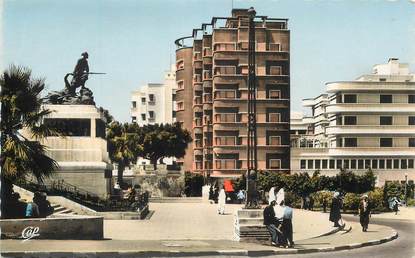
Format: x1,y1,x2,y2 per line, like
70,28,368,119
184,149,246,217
311,190,332,209
368,188,385,212
184,172,204,197
342,193,360,212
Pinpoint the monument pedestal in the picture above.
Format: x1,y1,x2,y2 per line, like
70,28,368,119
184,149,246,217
31,105,113,198
234,208,271,243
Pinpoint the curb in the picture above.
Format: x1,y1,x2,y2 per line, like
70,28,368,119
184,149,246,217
1,231,399,257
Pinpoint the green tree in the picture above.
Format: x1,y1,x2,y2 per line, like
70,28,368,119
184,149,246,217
106,122,141,186
141,123,191,170
1,65,59,217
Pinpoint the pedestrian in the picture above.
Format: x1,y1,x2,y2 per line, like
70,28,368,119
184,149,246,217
322,198,328,213
217,187,226,215
358,194,371,232
263,200,282,246
392,197,400,215
25,199,40,218
329,192,343,227
33,192,54,218
237,189,245,204
309,196,314,211
268,187,276,205
281,199,294,248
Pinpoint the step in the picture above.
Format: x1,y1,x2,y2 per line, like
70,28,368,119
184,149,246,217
236,209,263,218
54,208,72,215
53,206,66,213
237,217,263,225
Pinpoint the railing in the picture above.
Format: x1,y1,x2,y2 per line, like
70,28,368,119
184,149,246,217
215,90,237,99
16,178,149,212
193,96,202,105
215,159,242,169
193,74,202,83
214,113,242,123
215,136,239,146
214,66,236,76
203,70,212,80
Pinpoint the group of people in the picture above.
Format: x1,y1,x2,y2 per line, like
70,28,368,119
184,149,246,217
4,190,54,219
263,188,294,248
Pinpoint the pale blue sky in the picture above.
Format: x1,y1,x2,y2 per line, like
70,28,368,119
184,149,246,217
3,0,415,122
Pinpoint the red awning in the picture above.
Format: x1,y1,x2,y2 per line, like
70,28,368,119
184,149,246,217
224,180,234,192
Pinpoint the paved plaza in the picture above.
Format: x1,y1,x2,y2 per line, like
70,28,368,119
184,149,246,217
104,202,334,241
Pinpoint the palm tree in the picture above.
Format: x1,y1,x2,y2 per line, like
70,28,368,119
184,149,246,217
1,65,59,217
106,122,142,187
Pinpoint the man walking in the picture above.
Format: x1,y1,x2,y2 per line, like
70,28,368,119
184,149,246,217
281,200,294,247
329,192,343,227
263,200,281,246
358,194,371,232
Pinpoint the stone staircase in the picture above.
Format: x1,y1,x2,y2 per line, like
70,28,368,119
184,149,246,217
234,209,271,243
50,203,77,216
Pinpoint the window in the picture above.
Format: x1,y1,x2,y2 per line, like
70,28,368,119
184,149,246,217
172,94,176,101
380,138,393,147
343,160,349,169
149,94,155,103
372,160,378,169
386,159,392,169
315,160,321,169
141,114,146,120
269,159,281,169
409,159,414,169
351,159,357,169
409,116,415,125
149,111,155,119
329,160,335,169
176,60,184,70
132,116,137,122
380,94,392,103
300,160,306,169
380,116,393,125
268,113,281,122
177,81,184,90
322,160,328,169
141,97,146,104
344,138,357,147
177,101,184,111
269,66,282,75
401,159,407,169
393,159,399,169
379,78,387,82
409,138,415,147
344,94,357,103
344,116,357,125
336,160,343,169
379,160,385,169
358,160,364,169
365,159,371,169
269,136,281,145
172,111,176,118
409,95,415,103
269,90,281,99
307,160,313,170
132,101,137,108
336,116,342,125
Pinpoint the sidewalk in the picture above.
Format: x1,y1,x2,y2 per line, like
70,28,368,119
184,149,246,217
1,202,398,257
371,206,415,221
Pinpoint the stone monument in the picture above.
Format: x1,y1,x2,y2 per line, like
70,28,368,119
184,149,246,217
37,53,112,198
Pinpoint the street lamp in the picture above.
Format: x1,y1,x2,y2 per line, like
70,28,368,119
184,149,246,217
404,173,408,207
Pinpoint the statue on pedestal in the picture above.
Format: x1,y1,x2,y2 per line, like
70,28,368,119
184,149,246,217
45,52,105,105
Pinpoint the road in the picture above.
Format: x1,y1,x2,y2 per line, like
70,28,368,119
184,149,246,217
276,214,415,258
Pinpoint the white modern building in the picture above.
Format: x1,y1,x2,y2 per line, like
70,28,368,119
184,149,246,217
291,58,415,186
130,65,177,126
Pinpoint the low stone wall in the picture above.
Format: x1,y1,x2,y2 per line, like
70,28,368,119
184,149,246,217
0,216,103,240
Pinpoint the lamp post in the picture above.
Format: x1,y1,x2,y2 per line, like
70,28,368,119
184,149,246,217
245,7,259,209
404,173,408,207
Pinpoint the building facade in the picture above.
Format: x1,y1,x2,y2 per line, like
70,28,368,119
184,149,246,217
291,58,415,185
130,65,177,126
175,8,291,178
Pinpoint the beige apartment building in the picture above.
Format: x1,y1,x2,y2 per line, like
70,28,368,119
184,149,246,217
291,58,415,185
175,9,291,178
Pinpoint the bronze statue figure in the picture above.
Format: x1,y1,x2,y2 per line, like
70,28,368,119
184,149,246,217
45,52,105,105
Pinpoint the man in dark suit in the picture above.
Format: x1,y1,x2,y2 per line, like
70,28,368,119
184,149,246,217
263,200,281,246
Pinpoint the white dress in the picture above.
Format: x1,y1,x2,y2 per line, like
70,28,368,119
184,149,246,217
268,187,276,205
218,189,226,214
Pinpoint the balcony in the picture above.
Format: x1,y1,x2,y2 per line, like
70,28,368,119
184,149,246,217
194,139,203,149
214,66,236,76
326,103,415,114
214,159,243,170
193,51,202,61
193,96,202,105
326,125,415,135
203,93,213,103
214,113,242,123
213,42,236,52
193,74,202,83
215,136,240,146
215,90,238,99
203,115,212,125
203,70,212,80
193,118,202,127
203,47,212,57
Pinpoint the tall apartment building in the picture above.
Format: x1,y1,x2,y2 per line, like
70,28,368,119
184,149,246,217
130,65,177,126
291,58,415,185
175,8,291,178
